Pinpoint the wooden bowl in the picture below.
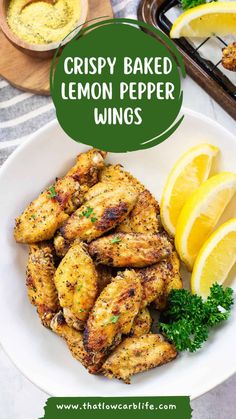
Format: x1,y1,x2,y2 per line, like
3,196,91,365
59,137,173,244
0,0,88,59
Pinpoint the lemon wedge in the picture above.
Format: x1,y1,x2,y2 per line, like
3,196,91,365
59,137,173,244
175,172,236,270
170,2,236,38
160,143,218,236
191,218,236,297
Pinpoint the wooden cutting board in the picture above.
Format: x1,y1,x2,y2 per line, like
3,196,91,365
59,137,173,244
0,0,113,95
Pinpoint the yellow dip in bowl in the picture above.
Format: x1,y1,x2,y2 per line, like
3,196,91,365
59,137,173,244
7,0,82,45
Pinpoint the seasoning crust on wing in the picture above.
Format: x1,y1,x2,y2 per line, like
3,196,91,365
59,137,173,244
14,149,107,243
51,312,105,374
117,190,160,234
130,308,152,337
84,270,142,354
26,242,59,328
154,251,182,311
102,334,177,383
88,232,172,268
100,164,145,193
54,186,138,255
54,241,98,330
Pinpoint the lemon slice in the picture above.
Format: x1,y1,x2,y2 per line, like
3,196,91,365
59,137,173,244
175,172,236,270
170,2,236,38
191,218,236,297
160,143,218,236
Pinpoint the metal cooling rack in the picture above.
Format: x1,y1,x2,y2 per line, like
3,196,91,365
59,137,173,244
138,0,236,120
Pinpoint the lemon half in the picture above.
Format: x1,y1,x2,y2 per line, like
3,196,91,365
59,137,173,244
170,2,236,38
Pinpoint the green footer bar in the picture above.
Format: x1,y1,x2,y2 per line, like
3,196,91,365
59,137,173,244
40,397,192,419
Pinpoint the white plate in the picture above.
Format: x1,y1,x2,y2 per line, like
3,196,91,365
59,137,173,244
0,108,235,399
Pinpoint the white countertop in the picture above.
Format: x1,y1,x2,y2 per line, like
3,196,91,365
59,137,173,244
0,75,235,419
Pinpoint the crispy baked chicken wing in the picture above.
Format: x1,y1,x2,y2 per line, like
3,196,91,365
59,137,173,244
14,149,106,243
117,190,160,234
88,232,172,268
100,164,145,193
54,186,138,256
130,308,152,337
222,42,236,71
26,242,59,328
84,270,142,354
153,252,182,311
102,334,177,383
136,264,166,309
54,241,98,330
96,264,113,294
51,312,105,373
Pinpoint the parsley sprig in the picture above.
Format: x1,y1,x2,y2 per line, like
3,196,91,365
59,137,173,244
180,0,217,11
159,284,234,352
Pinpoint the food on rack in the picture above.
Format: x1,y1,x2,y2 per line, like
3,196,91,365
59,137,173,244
88,232,172,268
14,149,106,243
170,2,236,38
83,270,142,354
222,42,236,72
7,0,83,45
160,143,218,236
14,146,234,383
175,172,236,270
191,218,236,297
54,241,98,330
26,242,59,328
102,334,177,384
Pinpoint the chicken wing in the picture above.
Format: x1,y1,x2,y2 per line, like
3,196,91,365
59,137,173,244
54,186,138,256
130,308,152,337
136,264,166,309
51,312,105,373
88,232,172,268
26,242,59,328
100,164,145,193
14,149,106,243
117,190,160,234
153,251,182,311
84,270,142,354
102,333,177,383
222,42,236,72
54,241,98,330
96,264,113,294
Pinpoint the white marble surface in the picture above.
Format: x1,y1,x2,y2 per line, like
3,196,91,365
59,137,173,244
0,75,235,419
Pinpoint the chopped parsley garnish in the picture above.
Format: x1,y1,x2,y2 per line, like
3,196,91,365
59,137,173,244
181,0,217,11
91,217,97,223
48,185,57,198
109,315,120,324
77,284,83,292
82,207,94,218
159,283,234,353
111,235,122,244
30,214,36,220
